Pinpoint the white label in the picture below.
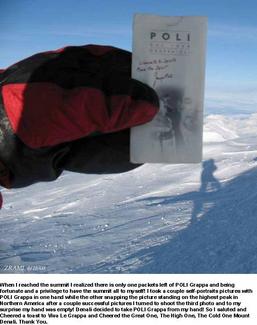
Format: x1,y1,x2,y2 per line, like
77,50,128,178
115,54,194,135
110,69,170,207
130,14,207,163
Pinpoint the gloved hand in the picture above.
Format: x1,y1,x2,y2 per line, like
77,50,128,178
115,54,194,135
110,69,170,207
0,45,159,207
1,44,159,148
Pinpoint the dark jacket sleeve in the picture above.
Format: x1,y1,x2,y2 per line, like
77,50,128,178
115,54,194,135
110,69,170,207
0,45,159,188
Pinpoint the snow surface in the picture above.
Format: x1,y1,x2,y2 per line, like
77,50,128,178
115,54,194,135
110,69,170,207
1,113,257,274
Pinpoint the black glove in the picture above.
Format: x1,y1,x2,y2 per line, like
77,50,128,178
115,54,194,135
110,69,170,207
0,45,159,189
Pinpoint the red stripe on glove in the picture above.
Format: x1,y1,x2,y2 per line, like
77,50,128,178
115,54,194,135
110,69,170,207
2,83,158,149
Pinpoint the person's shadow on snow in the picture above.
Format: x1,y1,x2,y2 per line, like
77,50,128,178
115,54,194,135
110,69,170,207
191,159,221,223
109,163,257,273
133,159,222,225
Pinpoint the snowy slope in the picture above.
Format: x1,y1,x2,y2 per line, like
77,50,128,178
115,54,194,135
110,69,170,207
1,114,257,273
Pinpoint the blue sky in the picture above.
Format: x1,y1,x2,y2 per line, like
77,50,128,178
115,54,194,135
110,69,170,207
1,0,257,113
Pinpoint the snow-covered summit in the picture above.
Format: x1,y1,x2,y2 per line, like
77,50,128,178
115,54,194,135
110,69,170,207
1,113,257,273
